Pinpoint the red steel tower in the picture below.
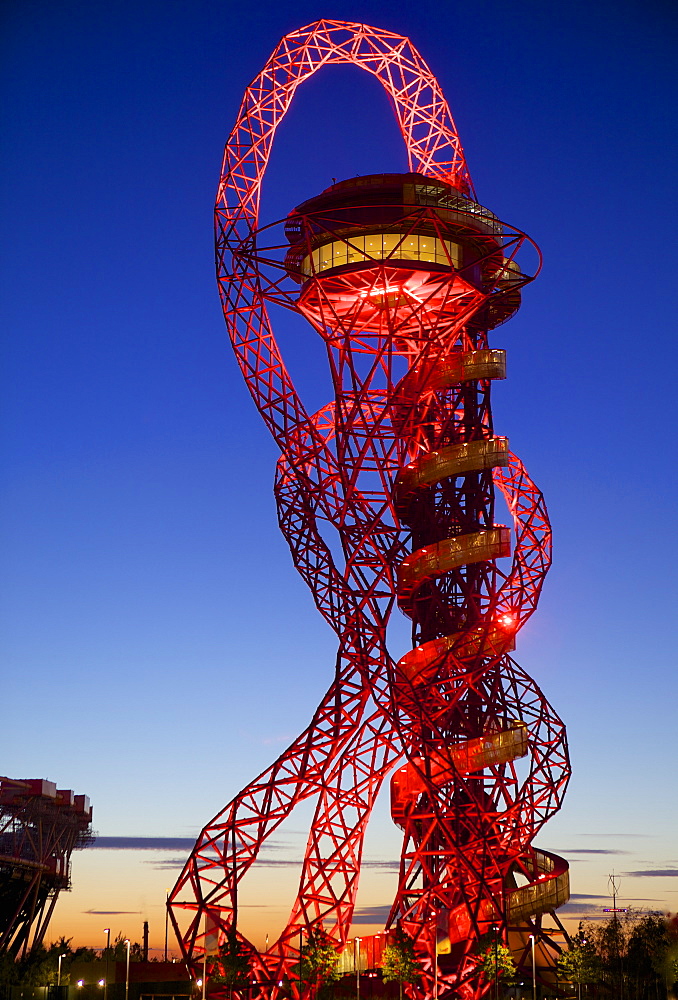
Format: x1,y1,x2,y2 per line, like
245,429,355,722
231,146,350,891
169,20,571,998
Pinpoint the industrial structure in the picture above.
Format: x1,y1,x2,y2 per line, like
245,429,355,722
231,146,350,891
0,776,93,956
169,20,571,998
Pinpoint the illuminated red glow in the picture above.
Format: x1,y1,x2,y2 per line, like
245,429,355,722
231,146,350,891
168,19,570,999
297,264,484,342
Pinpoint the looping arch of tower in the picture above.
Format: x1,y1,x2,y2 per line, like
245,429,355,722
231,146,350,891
169,19,571,999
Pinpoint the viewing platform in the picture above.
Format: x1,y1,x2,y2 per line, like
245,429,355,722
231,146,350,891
397,527,511,614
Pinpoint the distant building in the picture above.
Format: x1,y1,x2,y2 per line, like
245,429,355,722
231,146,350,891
0,777,93,958
1,962,193,1000
69,960,192,1000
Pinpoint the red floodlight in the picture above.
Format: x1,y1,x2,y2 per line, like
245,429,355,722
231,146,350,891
168,20,571,999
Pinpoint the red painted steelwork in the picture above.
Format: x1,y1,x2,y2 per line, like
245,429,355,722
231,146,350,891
169,20,570,999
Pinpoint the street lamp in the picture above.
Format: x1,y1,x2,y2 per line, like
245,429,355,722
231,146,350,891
528,934,536,1000
355,936,361,1000
58,953,67,987
124,939,131,1000
577,939,588,1000
298,929,303,996
431,912,438,1000
104,928,111,1000
492,926,499,1000
164,889,169,962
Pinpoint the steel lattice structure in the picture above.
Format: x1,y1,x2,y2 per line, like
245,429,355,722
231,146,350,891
0,777,93,957
169,20,571,998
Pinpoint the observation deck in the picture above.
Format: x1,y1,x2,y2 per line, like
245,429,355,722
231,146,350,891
284,173,526,337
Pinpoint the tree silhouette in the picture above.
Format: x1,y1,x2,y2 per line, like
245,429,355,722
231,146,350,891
381,928,420,1000
557,925,601,995
0,938,98,988
476,932,516,989
291,927,340,999
100,933,143,963
577,910,678,999
208,931,252,998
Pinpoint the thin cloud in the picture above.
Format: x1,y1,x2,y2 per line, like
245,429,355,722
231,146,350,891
146,857,189,871
352,905,392,924
558,901,606,917
146,855,400,872
231,859,301,868
146,853,304,872
554,892,661,920
100,836,295,863
562,849,630,855
624,870,678,877
570,892,657,906
579,833,651,838
84,910,141,915
246,840,290,852
92,837,195,851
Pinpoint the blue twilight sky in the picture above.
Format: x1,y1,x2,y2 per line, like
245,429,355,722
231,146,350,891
2,0,678,953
